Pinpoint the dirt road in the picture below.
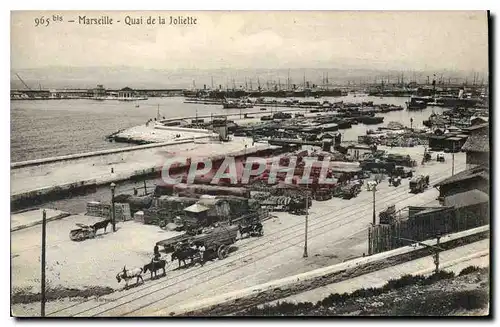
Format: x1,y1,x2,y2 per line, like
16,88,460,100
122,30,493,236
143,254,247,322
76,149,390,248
11,149,467,317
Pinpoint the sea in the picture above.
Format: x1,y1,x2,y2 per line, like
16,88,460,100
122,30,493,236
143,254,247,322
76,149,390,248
10,95,446,162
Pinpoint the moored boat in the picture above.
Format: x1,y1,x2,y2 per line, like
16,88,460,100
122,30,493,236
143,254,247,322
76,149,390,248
358,116,384,125
406,97,427,110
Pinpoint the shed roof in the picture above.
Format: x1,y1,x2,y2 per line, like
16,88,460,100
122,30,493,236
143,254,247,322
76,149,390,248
184,203,209,213
464,122,489,132
434,166,489,187
462,133,489,152
444,189,489,208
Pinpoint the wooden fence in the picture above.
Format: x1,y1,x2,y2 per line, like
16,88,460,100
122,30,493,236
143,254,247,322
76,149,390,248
368,203,489,255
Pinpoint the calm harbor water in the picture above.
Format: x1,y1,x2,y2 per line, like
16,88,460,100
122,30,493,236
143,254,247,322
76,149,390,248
10,95,445,162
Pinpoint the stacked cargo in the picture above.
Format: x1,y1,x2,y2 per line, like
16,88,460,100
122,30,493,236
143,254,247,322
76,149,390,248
86,201,132,221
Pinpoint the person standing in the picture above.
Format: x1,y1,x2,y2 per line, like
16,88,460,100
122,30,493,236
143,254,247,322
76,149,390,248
198,243,206,265
153,244,160,261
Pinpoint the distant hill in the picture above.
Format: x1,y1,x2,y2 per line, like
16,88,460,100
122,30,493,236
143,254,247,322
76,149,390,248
10,66,484,90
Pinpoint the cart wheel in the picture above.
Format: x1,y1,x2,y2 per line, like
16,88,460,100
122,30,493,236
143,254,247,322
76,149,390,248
217,245,229,260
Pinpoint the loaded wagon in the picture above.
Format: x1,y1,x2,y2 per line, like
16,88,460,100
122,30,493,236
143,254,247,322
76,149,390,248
409,175,430,193
192,225,239,260
392,166,414,178
156,225,239,260
260,196,293,212
333,183,361,200
69,223,96,242
313,188,333,201
259,195,311,214
156,233,191,254
341,183,361,199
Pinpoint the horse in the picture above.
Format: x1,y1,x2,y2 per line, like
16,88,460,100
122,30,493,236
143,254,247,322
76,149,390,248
116,266,144,288
143,259,167,279
239,222,263,238
171,248,198,268
366,180,378,192
238,224,253,238
92,219,111,234
251,222,264,236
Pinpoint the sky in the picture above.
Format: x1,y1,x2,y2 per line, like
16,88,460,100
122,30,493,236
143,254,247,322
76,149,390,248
11,11,489,73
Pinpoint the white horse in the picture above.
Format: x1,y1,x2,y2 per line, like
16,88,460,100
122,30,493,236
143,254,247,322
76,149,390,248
366,180,378,191
116,266,144,288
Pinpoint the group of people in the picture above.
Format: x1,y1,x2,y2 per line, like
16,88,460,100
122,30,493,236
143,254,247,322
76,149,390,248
188,241,206,263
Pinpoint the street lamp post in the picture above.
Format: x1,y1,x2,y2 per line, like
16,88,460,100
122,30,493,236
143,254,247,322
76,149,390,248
452,144,455,176
41,209,47,317
110,182,116,232
371,183,377,225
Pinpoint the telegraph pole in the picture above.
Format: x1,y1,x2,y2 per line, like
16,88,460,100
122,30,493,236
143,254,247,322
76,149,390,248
110,183,116,232
371,183,377,225
303,183,309,258
452,144,455,176
41,209,47,317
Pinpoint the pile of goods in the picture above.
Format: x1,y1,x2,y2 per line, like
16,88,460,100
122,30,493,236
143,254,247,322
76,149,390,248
332,181,362,200
359,132,429,147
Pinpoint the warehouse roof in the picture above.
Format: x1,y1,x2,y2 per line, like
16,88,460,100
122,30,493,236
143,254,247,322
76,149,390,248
434,167,489,187
444,189,489,208
462,134,489,153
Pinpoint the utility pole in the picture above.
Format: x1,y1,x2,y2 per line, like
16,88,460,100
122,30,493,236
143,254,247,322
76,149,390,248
41,209,47,317
110,183,116,232
303,183,309,258
372,183,377,225
288,69,291,90
452,144,455,176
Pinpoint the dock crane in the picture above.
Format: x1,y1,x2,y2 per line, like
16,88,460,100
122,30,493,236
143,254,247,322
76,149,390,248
15,73,32,90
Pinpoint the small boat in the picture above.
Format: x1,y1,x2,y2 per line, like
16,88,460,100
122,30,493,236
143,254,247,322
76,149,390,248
406,96,428,110
358,116,384,125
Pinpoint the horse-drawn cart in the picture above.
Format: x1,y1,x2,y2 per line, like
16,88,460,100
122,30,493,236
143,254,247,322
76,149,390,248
69,223,96,242
192,225,239,260
156,225,239,261
156,233,191,254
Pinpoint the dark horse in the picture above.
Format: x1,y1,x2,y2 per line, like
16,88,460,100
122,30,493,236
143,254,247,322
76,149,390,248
143,259,167,279
171,248,198,268
92,219,111,234
239,222,264,238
